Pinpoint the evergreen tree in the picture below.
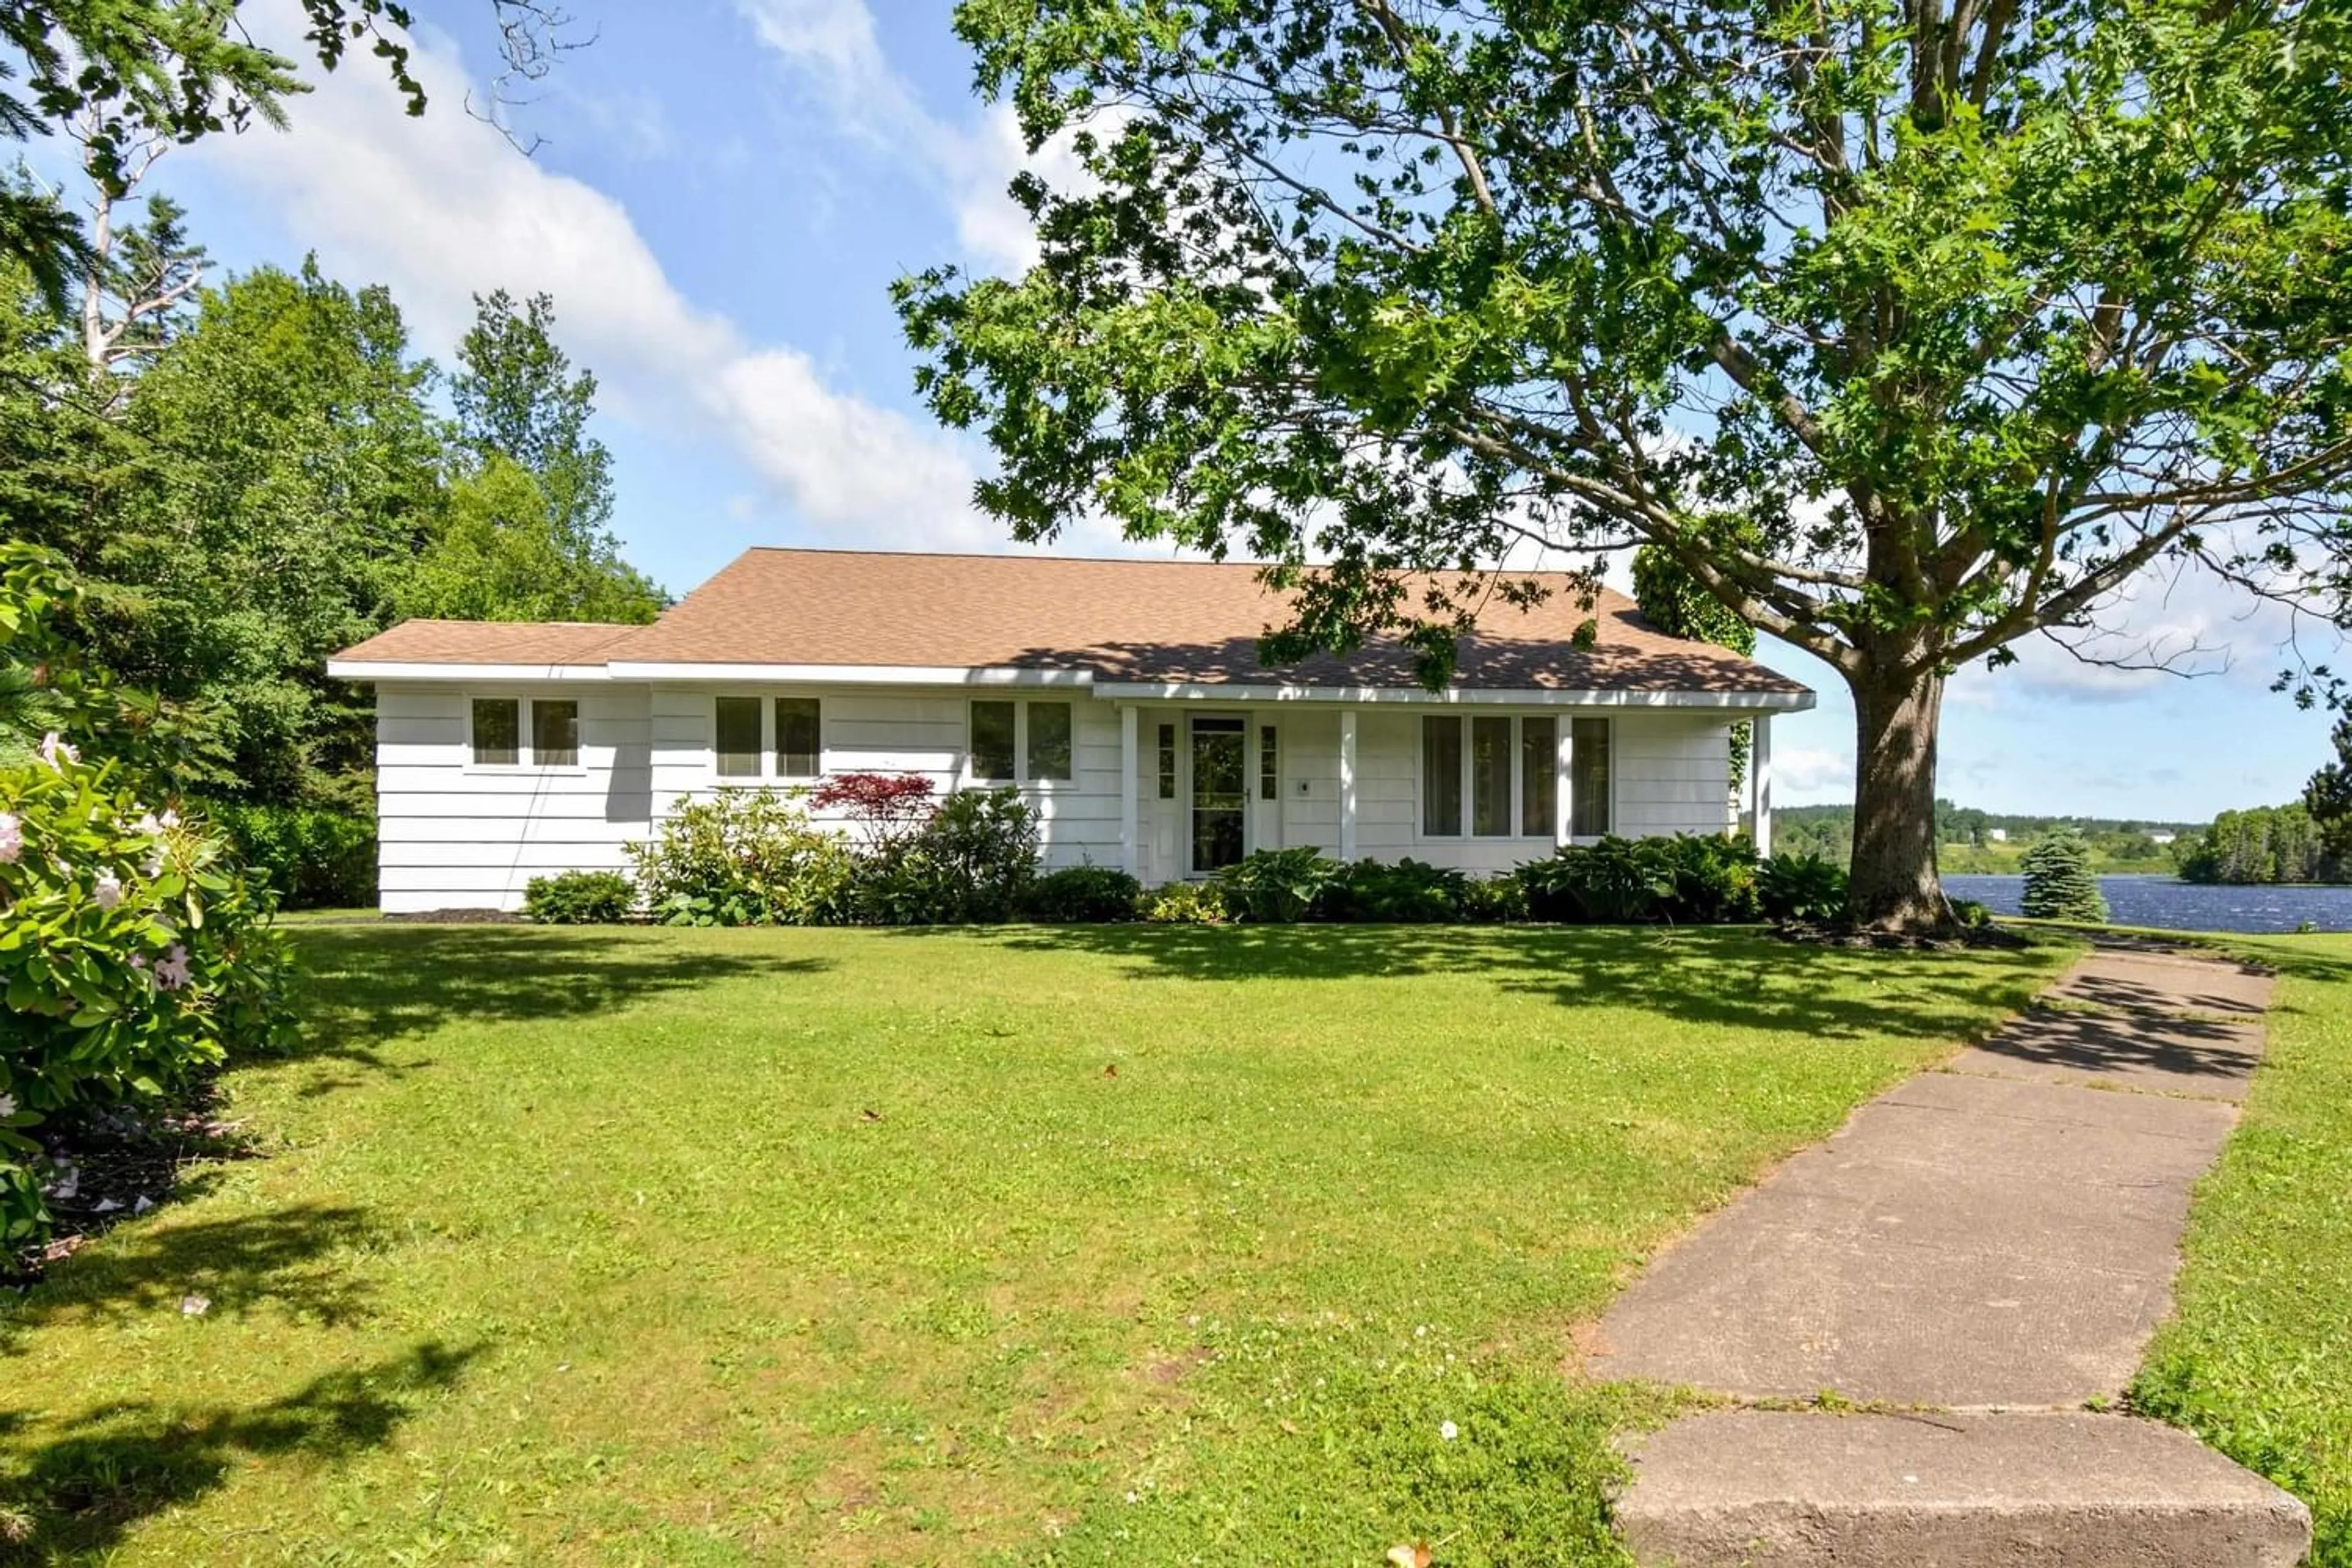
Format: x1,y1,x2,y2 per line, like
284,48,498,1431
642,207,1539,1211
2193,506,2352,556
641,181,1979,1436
2021,827,2109,922
2306,717,2352,875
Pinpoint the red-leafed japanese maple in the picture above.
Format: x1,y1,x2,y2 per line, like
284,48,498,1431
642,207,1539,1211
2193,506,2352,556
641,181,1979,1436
812,772,937,853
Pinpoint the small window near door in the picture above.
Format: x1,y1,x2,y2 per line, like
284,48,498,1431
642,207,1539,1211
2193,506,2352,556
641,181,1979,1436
1422,716,1463,837
532,699,579,768
1027,701,1073,782
1471,715,1513,837
715,696,763,778
1521,717,1558,837
1259,724,1278,800
1156,723,1176,799
970,700,1017,781
775,697,821,778
472,698,519,767
1572,717,1612,836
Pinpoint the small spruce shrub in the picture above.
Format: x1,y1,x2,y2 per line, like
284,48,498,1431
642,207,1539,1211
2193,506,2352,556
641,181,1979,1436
522,869,636,924
1755,851,1850,924
1021,864,1142,922
1213,846,1344,923
2020,826,2109,923
1139,881,1229,923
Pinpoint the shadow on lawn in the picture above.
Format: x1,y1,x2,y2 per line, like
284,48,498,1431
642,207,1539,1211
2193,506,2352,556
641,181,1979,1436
282,927,826,1091
1,1203,382,1354
0,1338,483,1558
948,923,2066,1043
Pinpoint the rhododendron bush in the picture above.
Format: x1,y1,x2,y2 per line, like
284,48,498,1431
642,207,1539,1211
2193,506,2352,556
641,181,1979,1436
0,545,295,1246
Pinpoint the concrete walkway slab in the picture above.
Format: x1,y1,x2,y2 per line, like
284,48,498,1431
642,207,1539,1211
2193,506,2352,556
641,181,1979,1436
1589,1074,2235,1405
1951,1009,2266,1101
2045,948,2274,1018
1616,1411,2312,1568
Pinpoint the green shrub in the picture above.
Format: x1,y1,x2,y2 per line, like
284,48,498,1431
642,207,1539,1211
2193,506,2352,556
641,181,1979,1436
1022,864,1142,922
1314,857,1471,922
522,869,636,924
1756,850,1850,924
1140,881,1228,923
1652,834,1762,923
847,786,1039,925
2021,826,2109,922
0,747,295,1244
1460,873,1529,923
1213,846,1344,923
211,800,376,910
1514,837,1676,923
1950,896,1993,930
627,789,853,927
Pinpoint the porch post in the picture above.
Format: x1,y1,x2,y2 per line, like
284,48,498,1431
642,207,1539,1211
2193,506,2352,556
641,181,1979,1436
1556,715,1575,845
1752,714,1774,855
1338,707,1359,861
1118,704,1139,876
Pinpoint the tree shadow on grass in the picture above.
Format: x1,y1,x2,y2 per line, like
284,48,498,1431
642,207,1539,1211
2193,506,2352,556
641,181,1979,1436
0,1338,484,1559
1,1204,383,1354
948,923,2068,1043
275,927,829,1093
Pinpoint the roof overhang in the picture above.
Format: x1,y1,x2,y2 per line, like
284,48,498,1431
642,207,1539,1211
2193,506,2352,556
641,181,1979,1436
328,658,1812,710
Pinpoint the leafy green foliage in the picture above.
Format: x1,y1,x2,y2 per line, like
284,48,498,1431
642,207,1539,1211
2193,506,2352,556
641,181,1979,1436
0,747,293,1243
2310,718,2352,871
2175,805,2341,886
1139,880,1228,923
209,801,375,911
903,0,2352,930
2020,826,2109,922
627,790,854,929
1513,838,1679,924
1213,846,1346,924
1316,857,1473,924
858,787,1039,925
1020,864,1142,922
521,870,636,925
1756,852,1852,925
1633,543,1758,791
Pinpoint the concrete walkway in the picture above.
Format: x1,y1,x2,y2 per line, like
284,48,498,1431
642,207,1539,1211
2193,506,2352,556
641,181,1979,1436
1594,941,2313,1566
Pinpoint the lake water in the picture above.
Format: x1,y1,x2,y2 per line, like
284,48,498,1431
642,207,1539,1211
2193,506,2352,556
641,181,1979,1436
1943,873,2352,935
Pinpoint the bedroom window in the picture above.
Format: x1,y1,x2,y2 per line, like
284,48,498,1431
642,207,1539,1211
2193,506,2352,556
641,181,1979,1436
1423,714,1578,839
970,698,1072,784
714,695,824,780
1260,724,1278,800
471,698,520,767
1572,718,1613,837
532,699,579,768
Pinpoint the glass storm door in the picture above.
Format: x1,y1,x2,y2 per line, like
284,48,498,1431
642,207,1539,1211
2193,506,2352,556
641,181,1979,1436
1191,717,1247,873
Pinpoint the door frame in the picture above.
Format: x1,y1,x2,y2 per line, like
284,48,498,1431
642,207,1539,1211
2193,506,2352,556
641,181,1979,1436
1184,709,1253,875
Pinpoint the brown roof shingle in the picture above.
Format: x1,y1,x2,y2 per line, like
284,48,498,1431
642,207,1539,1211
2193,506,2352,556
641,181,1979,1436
333,549,1810,696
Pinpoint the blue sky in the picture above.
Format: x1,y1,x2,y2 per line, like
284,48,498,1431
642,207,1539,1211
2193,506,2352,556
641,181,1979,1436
74,0,2346,821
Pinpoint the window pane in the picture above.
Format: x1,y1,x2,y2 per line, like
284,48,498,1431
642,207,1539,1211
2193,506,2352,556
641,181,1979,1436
1422,716,1462,837
471,698,519,766
971,700,1017,781
532,699,579,767
715,696,763,778
1027,701,1072,782
1521,717,1558,838
775,698,820,777
1156,723,1176,799
1572,718,1612,836
1260,724,1278,801
1471,716,1512,837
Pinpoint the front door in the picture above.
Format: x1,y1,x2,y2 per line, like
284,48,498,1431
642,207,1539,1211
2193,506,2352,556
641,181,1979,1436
1191,717,1247,873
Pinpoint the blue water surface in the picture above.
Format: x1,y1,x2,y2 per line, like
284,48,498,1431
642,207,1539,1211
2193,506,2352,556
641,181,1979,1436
1942,873,2352,935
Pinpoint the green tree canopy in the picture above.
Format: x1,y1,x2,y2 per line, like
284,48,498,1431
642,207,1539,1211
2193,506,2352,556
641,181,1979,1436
900,0,2352,931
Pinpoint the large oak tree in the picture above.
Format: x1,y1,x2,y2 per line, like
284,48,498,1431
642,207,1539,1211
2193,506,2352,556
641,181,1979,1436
900,0,2352,931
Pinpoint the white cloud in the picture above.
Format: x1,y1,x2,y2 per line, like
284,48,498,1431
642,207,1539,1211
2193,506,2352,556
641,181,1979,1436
184,6,1006,554
1773,745,1856,802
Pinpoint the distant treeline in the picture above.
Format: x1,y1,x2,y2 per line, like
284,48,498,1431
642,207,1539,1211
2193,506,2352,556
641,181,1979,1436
1774,801,2192,869
2171,805,2348,886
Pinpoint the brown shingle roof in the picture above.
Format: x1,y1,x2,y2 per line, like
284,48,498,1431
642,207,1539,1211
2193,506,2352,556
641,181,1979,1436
333,619,648,666
333,549,1810,696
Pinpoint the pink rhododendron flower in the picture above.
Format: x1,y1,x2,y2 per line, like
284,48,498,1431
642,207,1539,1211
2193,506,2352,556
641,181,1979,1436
93,872,123,910
0,812,20,864
154,944,192,991
36,732,77,768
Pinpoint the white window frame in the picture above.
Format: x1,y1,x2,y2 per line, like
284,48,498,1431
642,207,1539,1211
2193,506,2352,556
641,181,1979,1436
964,697,1077,788
463,692,587,776
1415,711,1604,845
707,693,826,785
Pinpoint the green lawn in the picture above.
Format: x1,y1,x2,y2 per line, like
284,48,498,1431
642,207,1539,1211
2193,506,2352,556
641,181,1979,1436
1,924,2077,1564
2134,932,2352,1567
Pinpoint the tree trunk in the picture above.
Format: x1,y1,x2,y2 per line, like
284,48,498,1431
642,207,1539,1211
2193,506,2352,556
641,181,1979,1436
1846,654,1950,933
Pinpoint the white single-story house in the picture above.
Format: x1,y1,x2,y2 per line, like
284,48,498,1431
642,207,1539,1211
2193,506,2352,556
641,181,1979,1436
327,549,1815,913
